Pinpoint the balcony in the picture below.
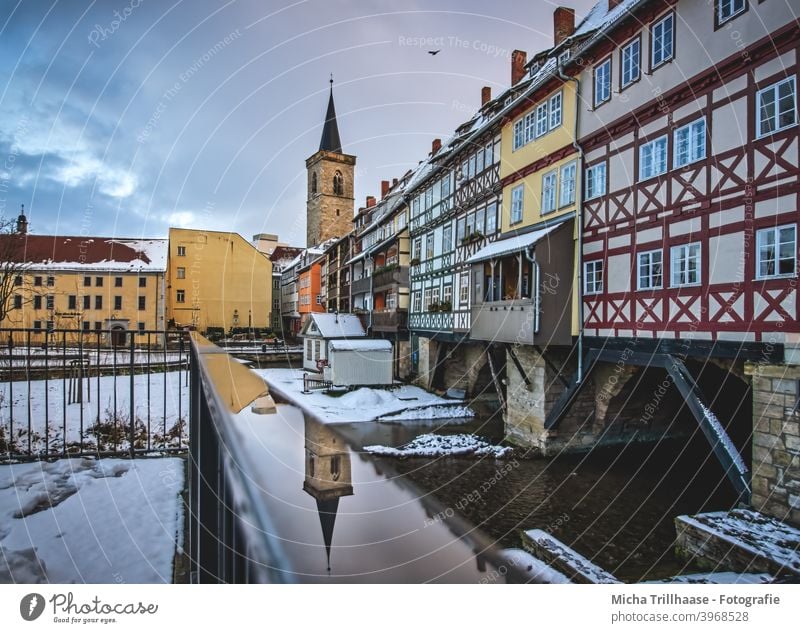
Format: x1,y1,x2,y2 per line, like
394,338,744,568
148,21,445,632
351,276,371,296
470,300,537,344
371,309,408,332
373,265,408,291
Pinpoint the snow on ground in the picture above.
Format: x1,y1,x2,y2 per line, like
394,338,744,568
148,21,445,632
364,433,512,459
0,457,184,583
0,371,188,454
647,572,775,584
2,348,186,369
258,368,474,423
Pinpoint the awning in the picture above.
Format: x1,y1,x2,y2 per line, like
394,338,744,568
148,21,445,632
466,220,567,264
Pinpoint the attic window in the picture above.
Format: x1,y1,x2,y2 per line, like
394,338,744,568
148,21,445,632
528,63,540,77
558,49,570,65
504,96,513,106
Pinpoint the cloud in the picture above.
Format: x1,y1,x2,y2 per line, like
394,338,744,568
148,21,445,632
52,153,137,198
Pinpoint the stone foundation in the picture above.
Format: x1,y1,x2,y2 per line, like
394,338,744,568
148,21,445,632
745,362,800,527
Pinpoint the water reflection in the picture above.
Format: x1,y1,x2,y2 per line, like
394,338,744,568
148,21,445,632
302,419,353,572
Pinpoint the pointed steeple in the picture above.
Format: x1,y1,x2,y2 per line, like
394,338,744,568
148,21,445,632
315,497,340,573
319,76,343,153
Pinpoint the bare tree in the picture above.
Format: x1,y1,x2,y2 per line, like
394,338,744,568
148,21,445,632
0,215,34,326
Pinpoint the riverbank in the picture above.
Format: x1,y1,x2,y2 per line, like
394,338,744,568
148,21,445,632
257,368,474,424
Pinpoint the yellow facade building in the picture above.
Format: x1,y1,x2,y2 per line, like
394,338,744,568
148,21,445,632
0,232,167,345
499,78,581,334
166,228,272,332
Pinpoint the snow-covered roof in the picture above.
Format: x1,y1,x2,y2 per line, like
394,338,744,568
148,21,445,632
466,220,568,264
301,313,366,339
329,338,392,352
2,235,168,272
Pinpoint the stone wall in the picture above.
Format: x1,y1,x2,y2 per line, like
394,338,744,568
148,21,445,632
396,339,412,380
746,362,800,527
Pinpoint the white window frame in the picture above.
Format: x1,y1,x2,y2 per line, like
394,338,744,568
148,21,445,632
639,135,668,180
585,162,607,200
542,170,557,214
637,249,664,290
535,102,549,138
412,291,422,312
559,161,577,208
459,273,470,305
423,288,432,311
756,77,797,138
513,118,525,151
510,184,524,224
549,91,562,130
670,242,701,287
584,260,604,294
620,38,640,89
594,58,611,107
674,117,707,168
756,224,797,279
523,111,536,144
651,13,674,69
717,0,746,26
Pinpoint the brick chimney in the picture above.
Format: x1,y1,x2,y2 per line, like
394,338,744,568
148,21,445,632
511,50,527,86
554,7,575,46
381,180,390,199
481,86,492,106
366,195,376,208
608,0,623,9
431,138,442,155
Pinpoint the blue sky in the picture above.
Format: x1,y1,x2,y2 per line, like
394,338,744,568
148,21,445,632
0,0,595,245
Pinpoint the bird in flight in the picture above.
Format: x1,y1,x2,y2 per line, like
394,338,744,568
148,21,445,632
428,50,440,55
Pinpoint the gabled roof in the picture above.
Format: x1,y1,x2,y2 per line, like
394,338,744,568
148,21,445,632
301,313,366,339
1,235,168,272
319,81,343,153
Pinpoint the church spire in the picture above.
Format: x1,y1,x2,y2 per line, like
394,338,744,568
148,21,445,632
319,76,343,153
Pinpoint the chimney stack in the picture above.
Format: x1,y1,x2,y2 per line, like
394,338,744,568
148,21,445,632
431,138,442,155
381,180,391,199
511,50,527,86
392,178,398,187
481,86,492,106
608,0,623,9
553,7,576,46
366,195,376,208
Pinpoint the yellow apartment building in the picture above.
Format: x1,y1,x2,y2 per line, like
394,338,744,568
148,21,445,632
0,233,167,345
167,227,272,332
499,77,581,334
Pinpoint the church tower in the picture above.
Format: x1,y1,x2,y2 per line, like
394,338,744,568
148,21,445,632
305,78,356,247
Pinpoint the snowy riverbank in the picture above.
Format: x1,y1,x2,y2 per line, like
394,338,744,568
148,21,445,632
257,368,474,423
0,457,184,583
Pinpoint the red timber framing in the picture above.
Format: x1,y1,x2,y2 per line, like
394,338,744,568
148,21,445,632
580,20,800,343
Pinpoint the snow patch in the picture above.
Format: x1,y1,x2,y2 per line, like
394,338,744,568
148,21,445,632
364,433,511,458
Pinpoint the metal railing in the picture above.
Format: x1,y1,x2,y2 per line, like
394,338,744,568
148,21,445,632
188,333,292,583
0,327,189,460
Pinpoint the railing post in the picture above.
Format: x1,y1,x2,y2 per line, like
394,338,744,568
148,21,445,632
129,332,135,458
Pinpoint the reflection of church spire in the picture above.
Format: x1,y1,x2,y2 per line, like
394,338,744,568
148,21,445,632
302,418,353,573
316,497,339,573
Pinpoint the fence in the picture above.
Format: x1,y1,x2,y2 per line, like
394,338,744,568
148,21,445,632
0,327,190,460
189,332,292,583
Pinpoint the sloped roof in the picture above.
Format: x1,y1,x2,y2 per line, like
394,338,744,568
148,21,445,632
1,235,168,272
466,220,567,264
319,83,343,153
301,313,366,338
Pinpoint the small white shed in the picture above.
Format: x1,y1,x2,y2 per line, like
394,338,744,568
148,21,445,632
299,313,366,371
323,339,393,387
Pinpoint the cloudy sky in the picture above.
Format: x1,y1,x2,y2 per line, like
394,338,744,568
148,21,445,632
0,0,596,245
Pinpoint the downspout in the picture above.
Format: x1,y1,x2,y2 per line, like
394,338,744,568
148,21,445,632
557,63,585,383
366,253,374,333
523,248,540,335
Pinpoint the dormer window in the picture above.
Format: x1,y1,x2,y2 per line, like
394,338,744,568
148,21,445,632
558,49,570,65
528,63,540,78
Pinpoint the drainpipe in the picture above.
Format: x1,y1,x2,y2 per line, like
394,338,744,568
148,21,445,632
366,254,374,333
558,63,585,383
523,248,540,335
